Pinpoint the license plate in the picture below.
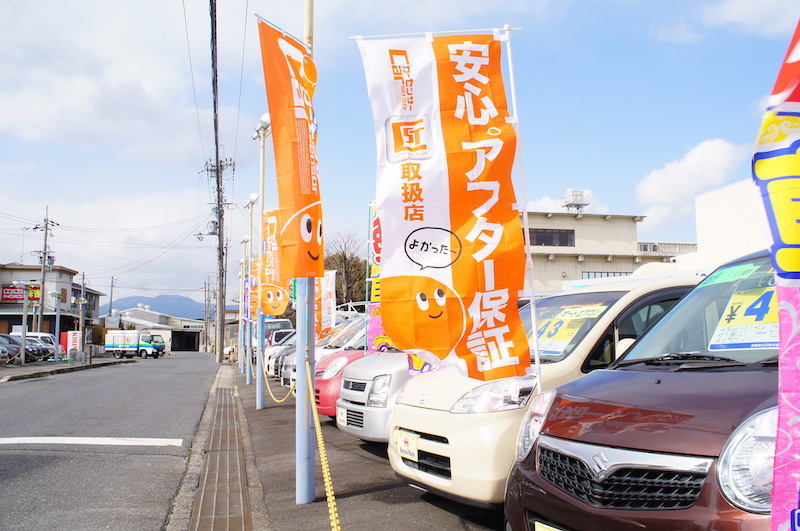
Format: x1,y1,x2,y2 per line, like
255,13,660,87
336,406,347,427
396,431,419,462
535,522,564,531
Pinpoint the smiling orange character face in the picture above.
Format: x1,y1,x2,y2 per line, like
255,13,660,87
260,283,290,316
280,202,324,278
380,275,465,362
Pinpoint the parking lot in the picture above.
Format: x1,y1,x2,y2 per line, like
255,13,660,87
236,369,504,531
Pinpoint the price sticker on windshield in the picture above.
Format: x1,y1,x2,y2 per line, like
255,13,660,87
534,305,607,356
709,286,779,350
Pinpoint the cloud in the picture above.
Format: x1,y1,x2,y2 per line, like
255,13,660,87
654,18,705,43
635,139,750,235
700,0,800,38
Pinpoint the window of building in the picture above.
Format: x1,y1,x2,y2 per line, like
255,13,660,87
582,271,631,279
526,228,575,247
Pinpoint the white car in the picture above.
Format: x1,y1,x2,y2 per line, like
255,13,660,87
335,351,411,443
388,275,701,508
281,317,366,388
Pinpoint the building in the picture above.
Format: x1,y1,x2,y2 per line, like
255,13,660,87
0,263,104,338
108,304,204,352
524,211,697,293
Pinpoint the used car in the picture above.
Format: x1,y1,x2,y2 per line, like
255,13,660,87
505,250,777,530
335,350,411,442
388,275,701,508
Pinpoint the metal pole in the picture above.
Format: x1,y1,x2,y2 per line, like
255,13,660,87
20,286,28,366
296,0,317,504
37,207,50,332
295,276,316,504
256,307,265,408
53,294,61,361
256,115,271,410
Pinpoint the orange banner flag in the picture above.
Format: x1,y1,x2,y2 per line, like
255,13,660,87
257,17,324,279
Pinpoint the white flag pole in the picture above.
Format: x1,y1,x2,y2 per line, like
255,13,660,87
502,24,542,387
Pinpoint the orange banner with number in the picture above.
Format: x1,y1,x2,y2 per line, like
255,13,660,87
257,17,324,279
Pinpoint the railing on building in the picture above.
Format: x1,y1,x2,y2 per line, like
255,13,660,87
638,242,697,255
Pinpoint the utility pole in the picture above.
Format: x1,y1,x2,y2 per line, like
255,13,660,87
208,0,233,363
33,207,57,333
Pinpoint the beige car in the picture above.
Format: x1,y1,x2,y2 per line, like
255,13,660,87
388,275,701,509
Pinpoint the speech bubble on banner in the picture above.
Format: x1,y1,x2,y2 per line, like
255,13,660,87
404,227,462,270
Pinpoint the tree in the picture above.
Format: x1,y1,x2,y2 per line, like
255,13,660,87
324,232,367,304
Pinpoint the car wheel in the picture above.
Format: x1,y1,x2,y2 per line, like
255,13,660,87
115,351,123,359
139,349,148,358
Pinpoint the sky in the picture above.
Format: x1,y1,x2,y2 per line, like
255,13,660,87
0,0,798,307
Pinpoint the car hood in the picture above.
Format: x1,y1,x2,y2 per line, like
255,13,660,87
396,364,502,411
343,352,408,380
316,349,366,369
542,367,778,457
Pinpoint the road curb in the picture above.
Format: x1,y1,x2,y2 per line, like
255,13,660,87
0,359,137,383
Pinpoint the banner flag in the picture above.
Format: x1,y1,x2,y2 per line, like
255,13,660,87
257,17,324,280
751,19,800,530
357,31,529,381
315,270,337,339
260,209,291,316
250,258,260,321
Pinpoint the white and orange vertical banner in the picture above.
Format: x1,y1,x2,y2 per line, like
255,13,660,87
357,30,529,381
753,20,800,530
260,209,290,316
315,271,336,339
257,17,324,280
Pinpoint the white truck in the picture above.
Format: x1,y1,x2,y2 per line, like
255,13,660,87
104,330,165,359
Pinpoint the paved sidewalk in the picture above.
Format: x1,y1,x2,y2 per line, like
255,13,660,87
234,365,503,531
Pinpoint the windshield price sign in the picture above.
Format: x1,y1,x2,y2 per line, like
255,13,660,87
534,305,607,356
709,286,779,350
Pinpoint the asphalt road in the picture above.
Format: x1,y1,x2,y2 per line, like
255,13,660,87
0,351,218,530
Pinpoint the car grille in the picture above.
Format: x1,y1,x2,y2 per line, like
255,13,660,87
343,379,367,392
343,409,364,428
401,451,451,479
537,436,710,511
397,428,451,479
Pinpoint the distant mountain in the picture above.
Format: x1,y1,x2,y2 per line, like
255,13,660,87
100,294,208,320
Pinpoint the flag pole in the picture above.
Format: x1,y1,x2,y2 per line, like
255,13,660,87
296,0,317,506
502,24,542,386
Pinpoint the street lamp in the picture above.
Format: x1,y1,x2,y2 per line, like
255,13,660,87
243,193,259,386
253,113,272,410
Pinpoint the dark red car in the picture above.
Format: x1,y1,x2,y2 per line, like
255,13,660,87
505,251,778,530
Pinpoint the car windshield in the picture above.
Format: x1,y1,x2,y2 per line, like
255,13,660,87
520,291,625,362
152,335,164,344
318,318,364,348
618,255,777,366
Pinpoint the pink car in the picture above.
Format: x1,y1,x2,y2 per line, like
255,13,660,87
314,348,367,418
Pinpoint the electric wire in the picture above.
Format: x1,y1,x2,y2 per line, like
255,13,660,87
182,0,207,162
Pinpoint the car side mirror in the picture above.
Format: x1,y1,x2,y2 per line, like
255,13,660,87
617,337,636,357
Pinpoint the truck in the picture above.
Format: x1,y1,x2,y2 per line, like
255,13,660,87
104,330,165,359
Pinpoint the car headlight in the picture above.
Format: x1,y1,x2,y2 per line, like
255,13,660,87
320,357,348,380
450,377,537,414
515,389,556,461
367,374,391,407
717,407,776,514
